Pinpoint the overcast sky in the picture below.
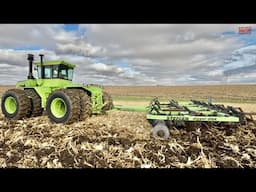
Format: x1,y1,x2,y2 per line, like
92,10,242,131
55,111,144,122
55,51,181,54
0,24,255,85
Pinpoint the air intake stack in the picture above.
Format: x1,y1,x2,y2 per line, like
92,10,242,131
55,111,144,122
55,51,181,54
27,54,34,79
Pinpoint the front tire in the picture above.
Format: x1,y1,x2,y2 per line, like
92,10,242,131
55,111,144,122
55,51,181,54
1,89,31,120
46,89,80,124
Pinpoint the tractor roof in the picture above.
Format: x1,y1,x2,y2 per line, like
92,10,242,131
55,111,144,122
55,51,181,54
34,60,76,68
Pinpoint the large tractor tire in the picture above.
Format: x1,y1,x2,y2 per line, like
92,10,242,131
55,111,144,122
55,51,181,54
46,89,80,124
25,89,43,117
1,89,32,120
102,91,114,111
74,89,92,121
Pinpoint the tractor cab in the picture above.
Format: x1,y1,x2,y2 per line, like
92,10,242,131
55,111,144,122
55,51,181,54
34,60,76,81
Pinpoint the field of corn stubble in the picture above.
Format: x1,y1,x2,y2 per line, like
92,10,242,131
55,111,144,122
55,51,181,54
0,85,256,168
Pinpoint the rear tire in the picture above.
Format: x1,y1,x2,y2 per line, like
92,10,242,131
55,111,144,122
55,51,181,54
102,91,114,111
46,89,80,124
1,89,31,120
25,89,43,117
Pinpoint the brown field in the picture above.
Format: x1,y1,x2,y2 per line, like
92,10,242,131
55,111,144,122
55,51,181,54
0,85,256,168
1,84,256,102
105,85,256,102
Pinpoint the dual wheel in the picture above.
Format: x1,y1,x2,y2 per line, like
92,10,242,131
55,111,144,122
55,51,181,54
46,89,94,124
1,89,113,124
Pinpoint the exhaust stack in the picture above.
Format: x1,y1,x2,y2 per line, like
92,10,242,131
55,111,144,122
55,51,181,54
39,54,44,78
27,54,34,79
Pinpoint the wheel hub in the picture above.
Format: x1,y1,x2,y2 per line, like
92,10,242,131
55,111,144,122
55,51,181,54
4,96,17,114
157,130,165,138
50,98,67,118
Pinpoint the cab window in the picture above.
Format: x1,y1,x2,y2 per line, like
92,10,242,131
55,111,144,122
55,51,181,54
68,68,74,80
52,65,59,78
44,66,52,78
59,64,73,80
60,69,68,80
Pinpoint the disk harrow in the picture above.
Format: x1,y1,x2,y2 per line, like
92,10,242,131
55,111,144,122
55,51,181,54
147,98,256,139
115,97,255,139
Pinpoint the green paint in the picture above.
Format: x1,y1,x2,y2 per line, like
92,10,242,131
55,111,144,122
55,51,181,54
146,114,240,122
113,96,154,102
17,79,105,113
33,86,52,108
50,98,67,118
4,96,17,114
34,60,76,68
15,58,106,114
114,98,244,123
114,105,148,112
16,79,37,88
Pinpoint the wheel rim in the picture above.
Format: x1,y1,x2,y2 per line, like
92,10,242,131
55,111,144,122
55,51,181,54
4,96,17,114
50,98,67,118
157,130,165,138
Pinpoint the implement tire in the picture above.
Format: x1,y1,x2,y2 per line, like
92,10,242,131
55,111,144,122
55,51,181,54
25,89,43,117
46,89,80,124
1,89,32,120
152,120,170,140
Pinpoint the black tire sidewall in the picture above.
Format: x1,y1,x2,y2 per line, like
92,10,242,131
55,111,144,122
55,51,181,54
24,88,43,117
46,92,71,123
1,92,19,118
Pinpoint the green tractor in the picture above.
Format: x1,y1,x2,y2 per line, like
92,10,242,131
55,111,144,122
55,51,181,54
1,54,113,124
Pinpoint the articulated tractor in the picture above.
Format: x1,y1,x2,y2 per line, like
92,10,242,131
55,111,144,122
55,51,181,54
1,54,113,124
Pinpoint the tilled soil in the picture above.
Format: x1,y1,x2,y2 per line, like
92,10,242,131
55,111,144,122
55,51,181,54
1,111,256,168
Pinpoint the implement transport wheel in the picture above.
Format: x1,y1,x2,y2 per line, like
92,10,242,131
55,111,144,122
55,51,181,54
74,89,92,121
46,89,80,124
25,89,43,117
1,89,32,120
152,120,170,140
102,91,114,111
